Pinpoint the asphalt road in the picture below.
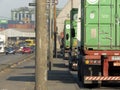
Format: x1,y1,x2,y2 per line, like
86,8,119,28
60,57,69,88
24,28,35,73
0,55,35,90
0,53,31,64
0,53,34,72
0,52,119,90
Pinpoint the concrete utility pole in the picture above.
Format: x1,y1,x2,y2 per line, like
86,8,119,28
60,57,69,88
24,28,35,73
53,0,57,58
71,0,73,9
35,0,47,90
48,0,53,71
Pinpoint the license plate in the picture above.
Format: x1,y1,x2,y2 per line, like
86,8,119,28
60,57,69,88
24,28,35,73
113,62,120,66
112,56,120,60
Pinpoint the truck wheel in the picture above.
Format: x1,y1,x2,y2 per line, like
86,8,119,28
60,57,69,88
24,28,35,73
63,52,68,60
63,54,66,60
78,61,83,81
78,55,84,87
69,56,74,70
63,51,65,59
69,61,72,70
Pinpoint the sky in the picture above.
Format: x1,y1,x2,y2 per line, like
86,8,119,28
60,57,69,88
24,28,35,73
0,0,69,19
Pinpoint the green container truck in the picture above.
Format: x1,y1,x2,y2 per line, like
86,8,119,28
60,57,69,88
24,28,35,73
70,8,78,49
64,19,71,49
69,8,78,70
77,0,120,86
63,19,71,59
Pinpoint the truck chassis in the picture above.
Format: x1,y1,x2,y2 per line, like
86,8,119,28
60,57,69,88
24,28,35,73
78,50,120,86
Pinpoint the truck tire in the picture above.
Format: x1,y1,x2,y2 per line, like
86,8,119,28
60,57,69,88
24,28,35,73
78,55,84,87
69,60,72,70
63,53,66,60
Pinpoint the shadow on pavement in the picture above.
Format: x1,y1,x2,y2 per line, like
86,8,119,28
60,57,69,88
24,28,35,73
7,75,35,82
23,66,35,69
53,63,67,68
55,54,63,59
48,70,76,83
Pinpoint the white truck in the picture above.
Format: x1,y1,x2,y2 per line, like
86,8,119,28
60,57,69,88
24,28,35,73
0,34,8,53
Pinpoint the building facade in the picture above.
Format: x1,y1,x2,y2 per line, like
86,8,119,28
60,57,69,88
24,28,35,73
56,0,80,48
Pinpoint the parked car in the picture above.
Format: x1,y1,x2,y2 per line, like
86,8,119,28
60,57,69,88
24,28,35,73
5,47,16,55
15,46,23,53
21,47,32,54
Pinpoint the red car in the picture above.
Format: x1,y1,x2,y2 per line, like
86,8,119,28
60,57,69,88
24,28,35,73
21,47,32,54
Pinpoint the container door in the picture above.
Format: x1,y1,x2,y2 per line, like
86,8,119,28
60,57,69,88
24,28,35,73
85,5,99,47
98,1,115,49
116,0,120,48
85,0,116,50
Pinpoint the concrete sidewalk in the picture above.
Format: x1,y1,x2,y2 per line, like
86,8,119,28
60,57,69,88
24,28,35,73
47,57,80,90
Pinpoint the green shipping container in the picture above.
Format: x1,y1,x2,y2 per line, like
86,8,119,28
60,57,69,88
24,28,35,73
72,20,78,47
70,8,78,48
64,19,71,48
81,0,120,50
70,8,78,21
